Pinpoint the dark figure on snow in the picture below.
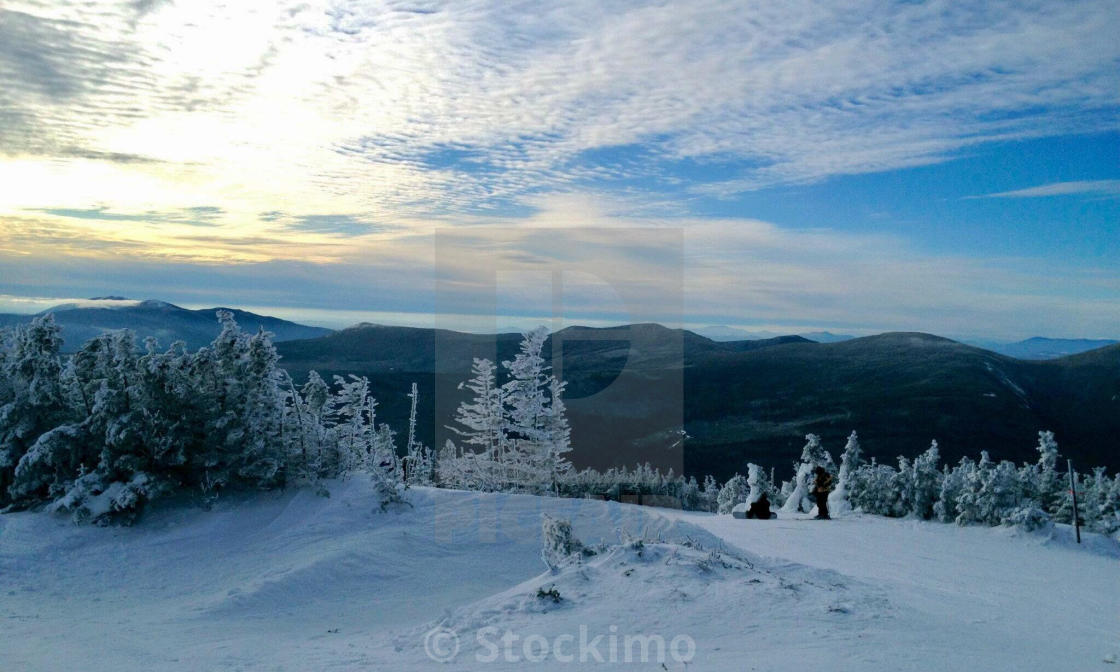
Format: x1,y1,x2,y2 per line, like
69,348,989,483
747,492,773,519
813,466,833,519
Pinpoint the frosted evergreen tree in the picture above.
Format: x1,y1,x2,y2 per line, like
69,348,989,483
977,459,1022,525
1031,430,1062,515
934,459,968,523
779,478,794,506
436,440,466,489
136,340,197,477
450,356,508,488
782,433,832,513
799,433,836,472
701,474,720,512
717,473,749,514
450,358,505,485
501,327,571,492
403,383,432,485
278,370,315,483
680,475,702,510
848,458,901,516
540,375,573,487
892,456,914,518
955,452,991,524
781,462,815,513
0,315,72,506
828,431,861,516
300,371,330,478
236,328,286,486
1078,466,1107,531
908,440,943,519
194,310,253,493
327,375,373,475
746,463,771,505
1096,473,1120,535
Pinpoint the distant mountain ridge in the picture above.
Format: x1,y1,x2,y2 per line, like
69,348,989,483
973,336,1120,360
0,298,333,351
698,326,1117,359
276,323,1120,478
694,325,857,343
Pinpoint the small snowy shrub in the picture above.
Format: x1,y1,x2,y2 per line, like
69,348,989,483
1002,504,1052,532
535,586,562,603
50,472,156,525
541,515,582,571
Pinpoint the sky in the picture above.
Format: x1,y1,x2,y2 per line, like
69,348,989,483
0,0,1118,340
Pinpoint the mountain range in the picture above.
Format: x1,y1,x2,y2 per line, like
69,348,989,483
275,323,1120,478
697,325,1119,358
3,300,1117,477
967,336,1120,360
0,298,331,351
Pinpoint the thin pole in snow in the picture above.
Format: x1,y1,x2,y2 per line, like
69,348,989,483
1067,459,1081,544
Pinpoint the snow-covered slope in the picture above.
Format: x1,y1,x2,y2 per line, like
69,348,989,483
1,482,1116,671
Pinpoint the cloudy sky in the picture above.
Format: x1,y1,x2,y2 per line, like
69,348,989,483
1,0,1117,339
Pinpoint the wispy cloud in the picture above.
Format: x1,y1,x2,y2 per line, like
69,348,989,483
286,214,383,237
1,0,1117,219
968,180,1120,199
32,206,226,227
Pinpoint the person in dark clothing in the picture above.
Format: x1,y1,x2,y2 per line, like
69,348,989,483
747,492,773,519
813,466,833,519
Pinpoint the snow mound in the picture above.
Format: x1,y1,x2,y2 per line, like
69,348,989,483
389,529,893,670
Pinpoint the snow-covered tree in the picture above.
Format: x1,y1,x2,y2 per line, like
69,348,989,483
848,457,900,516
717,473,749,514
781,461,815,513
450,357,505,486
800,433,835,471
403,383,432,485
679,475,702,510
540,514,582,571
235,328,287,486
540,375,573,484
0,315,72,506
781,433,833,513
907,440,943,519
298,370,330,479
501,327,571,492
934,459,968,523
1095,473,1120,535
746,463,772,505
1077,466,1107,532
1030,430,1063,515
701,474,720,512
828,431,861,516
954,451,991,525
978,459,1022,525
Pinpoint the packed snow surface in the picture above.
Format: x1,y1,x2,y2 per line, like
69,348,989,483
1,480,1116,671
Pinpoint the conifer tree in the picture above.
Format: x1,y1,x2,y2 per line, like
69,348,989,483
908,440,943,519
717,473,749,514
0,315,71,506
828,431,861,516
